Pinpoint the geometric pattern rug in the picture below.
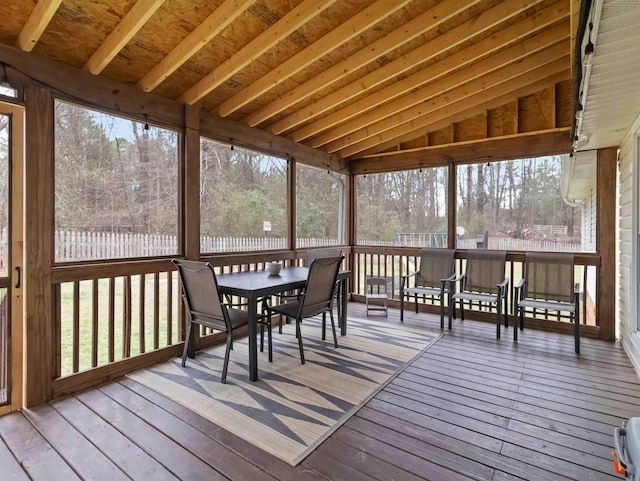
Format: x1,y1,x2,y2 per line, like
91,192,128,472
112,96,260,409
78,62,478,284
127,317,440,465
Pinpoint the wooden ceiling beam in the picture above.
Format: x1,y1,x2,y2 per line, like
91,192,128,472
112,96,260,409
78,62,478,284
352,69,570,159
214,0,412,117
277,0,554,139
339,57,570,158
349,128,572,175
138,0,256,92
15,0,63,52
178,0,338,105
84,0,165,75
322,27,569,152
198,115,347,174
244,0,484,127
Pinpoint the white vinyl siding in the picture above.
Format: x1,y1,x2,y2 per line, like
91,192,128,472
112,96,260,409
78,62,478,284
618,112,640,373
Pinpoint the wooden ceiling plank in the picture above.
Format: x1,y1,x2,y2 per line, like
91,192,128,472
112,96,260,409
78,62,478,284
138,0,256,92
214,0,413,117
244,0,485,127
15,0,63,52
278,0,554,139
338,57,570,158
321,26,569,152
304,8,568,147
84,0,166,75
178,0,339,105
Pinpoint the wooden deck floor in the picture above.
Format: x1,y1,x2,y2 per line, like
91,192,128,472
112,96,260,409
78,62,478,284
0,304,637,480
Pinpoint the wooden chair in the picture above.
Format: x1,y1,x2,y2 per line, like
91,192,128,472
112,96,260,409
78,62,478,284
172,259,272,383
400,248,456,328
515,252,581,353
449,250,509,338
366,276,388,316
266,256,343,364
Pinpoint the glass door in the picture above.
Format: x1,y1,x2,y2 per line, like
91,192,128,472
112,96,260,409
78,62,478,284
0,102,23,415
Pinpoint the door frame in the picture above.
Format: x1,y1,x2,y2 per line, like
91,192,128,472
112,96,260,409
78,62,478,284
0,102,24,415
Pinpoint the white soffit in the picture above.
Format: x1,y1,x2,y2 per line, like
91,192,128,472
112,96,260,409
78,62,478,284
578,0,640,152
562,150,597,200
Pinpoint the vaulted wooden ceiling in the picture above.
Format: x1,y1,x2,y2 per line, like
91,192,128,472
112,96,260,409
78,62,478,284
0,0,575,172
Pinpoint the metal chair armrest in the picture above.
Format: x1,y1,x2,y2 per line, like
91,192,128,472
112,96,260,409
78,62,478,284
401,272,418,290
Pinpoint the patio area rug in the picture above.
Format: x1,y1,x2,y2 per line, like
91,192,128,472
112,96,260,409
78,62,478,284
127,317,440,466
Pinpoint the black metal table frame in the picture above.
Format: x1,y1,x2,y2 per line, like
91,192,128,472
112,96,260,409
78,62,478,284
204,266,350,382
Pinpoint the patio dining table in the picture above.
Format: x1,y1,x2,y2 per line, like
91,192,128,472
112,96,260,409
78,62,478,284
212,266,351,381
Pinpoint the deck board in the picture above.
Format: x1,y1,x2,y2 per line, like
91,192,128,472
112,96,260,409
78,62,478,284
0,303,638,480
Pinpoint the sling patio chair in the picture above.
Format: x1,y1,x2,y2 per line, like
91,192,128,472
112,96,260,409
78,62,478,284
514,252,581,353
266,255,344,364
400,248,457,328
172,259,273,383
449,249,509,338
278,248,344,334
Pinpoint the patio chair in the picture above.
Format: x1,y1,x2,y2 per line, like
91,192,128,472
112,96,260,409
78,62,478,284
514,252,581,353
401,248,457,328
449,250,509,338
172,259,273,383
278,248,344,333
266,255,344,364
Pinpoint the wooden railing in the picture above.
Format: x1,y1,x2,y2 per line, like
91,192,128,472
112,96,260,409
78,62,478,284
351,246,600,330
50,246,600,396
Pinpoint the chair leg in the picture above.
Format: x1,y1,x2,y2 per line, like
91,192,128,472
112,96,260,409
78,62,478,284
260,324,264,352
400,291,404,321
278,314,283,334
574,302,580,354
414,294,419,314
221,330,233,383
181,322,193,367
514,307,520,341
322,312,327,341
329,309,339,348
295,319,305,364
496,303,501,339
267,320,273,362
439,297,444,329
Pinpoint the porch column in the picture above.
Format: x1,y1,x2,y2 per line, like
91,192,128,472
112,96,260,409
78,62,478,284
23,85,54,406
183,105,200,260
597,147,617,341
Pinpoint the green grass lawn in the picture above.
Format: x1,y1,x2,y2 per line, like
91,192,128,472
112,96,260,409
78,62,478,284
58,273,181,376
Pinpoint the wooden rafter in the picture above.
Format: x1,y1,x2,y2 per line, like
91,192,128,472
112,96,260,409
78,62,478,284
178,0,339,105
345,64,570,159
275,0,553,139
319,25,569,153
243,0,484,127
295,2,568,146
138,0,256,92
15,0,62,52
335,47,568,157
84,0,165,75
214,0,413,117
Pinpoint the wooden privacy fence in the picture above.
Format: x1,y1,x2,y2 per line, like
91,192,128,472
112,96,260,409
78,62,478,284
43,230,343,261
0,228,588,265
